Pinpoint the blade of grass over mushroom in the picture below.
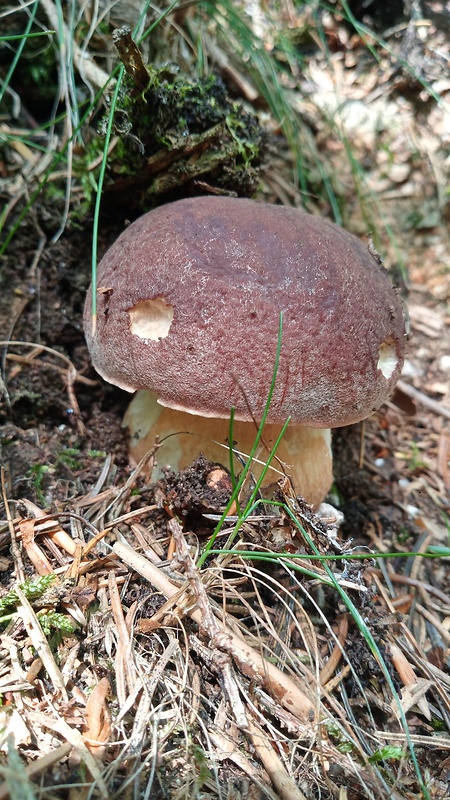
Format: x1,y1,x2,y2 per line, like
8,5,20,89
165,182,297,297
218,421,291,559
241,423,290,510
197,313,288,569
227,409,291,520
227,407,239,506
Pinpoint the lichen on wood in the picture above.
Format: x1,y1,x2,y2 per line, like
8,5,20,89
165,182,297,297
102,27,266,208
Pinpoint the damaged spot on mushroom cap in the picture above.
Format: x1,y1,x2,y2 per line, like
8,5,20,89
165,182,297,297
128,297,174,341
377,337,399,380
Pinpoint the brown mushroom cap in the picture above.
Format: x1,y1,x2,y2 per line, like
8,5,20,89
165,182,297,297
84,196,405,427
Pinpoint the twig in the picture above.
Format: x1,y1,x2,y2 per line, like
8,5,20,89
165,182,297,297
17,500,79,556
112,539,317,725
416,603,450,646
108,570,137,704
246,714,309,800
169,518,249,730
367,568,450,606
5,354,96,386
396,379,450,420
15,585,68,701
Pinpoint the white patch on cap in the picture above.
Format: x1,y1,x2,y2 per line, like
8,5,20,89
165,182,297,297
377,337,398,379
129,298,174,340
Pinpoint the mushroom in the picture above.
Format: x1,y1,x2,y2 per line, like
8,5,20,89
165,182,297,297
84,196,406,508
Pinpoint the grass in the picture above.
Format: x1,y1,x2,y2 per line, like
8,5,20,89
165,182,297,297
198,314,290,568
2,0,446,258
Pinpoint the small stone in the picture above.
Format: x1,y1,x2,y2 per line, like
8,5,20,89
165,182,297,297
439,355,450,371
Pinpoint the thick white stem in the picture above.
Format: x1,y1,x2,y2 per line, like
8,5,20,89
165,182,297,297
124,390,333,509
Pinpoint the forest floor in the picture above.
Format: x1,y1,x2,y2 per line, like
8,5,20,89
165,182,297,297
1,2,450,799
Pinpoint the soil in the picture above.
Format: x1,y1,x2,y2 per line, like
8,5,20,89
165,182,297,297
0,219,130,507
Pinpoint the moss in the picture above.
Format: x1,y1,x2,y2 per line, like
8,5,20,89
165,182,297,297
103,66,266,209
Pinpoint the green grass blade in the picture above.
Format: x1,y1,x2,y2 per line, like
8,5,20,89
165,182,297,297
0,2,41,106
197,312,286,568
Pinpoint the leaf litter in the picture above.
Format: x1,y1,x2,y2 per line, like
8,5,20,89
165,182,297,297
0,1,450,798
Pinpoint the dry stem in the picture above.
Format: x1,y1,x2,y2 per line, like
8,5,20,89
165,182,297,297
112,538,317,726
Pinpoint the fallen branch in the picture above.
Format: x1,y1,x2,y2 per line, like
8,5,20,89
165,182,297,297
396,379,450,420
169,518,249,730
112,539,317,726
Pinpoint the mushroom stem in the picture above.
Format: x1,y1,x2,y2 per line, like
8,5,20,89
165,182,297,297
124,390,333,509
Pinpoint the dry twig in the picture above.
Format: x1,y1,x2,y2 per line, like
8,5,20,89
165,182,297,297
112,539,317,725
169,518,249,730
397,379,450,420
15,585,68,702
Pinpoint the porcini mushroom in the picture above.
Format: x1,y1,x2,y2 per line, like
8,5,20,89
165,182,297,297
84,196,406,508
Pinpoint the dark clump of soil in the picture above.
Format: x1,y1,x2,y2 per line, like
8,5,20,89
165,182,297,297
161,455,234,522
